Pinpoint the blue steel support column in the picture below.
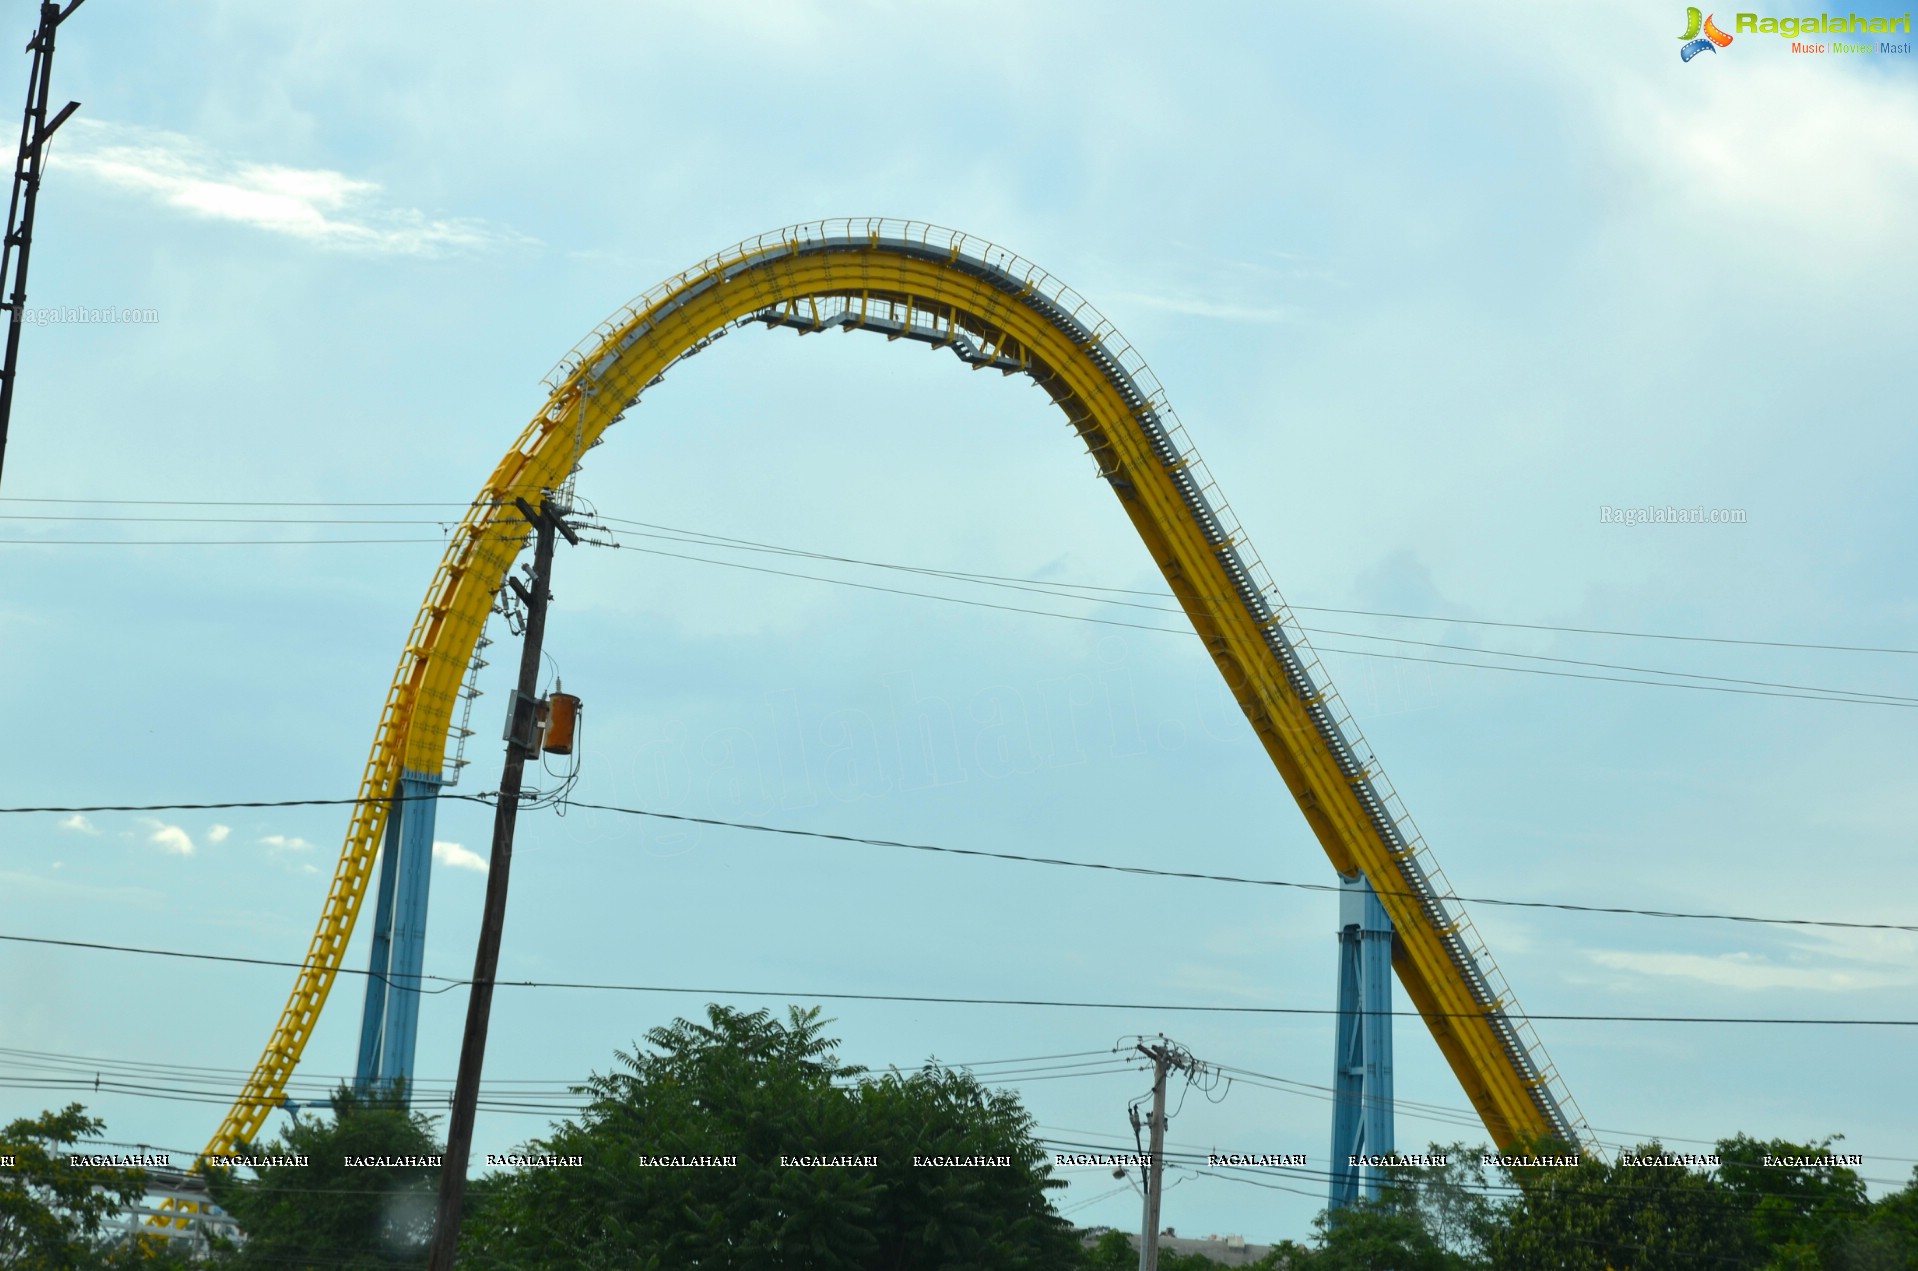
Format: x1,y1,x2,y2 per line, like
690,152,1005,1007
352,769,443,1103
353,804,406,1093
1328,871,1396,1211
374,770,442,1098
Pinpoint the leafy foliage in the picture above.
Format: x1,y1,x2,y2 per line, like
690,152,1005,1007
0,1104,198,1270
1077,1226,1296,1269
204,1084,445,1269
1295,1136,1917,1271
15,1080,1918,1270
1484,1143,1759,1271
1841,1166,1918,1270
1716,1134,1870,1266
1368,1142,1498,1260
461,1004,1080,1269
1312,1201,1475,1271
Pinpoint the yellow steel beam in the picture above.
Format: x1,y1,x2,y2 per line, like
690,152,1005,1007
201,222,1576,1162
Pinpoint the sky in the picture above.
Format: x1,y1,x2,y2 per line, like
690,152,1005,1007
2,0,1916,1248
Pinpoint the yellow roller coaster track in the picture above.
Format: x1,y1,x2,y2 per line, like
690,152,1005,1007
202,218,1591,1163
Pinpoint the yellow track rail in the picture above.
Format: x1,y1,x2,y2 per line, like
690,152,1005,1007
202,219,1589,1162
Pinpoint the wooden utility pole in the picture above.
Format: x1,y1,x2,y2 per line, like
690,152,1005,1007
1133,1036,1205,1271
427,497,576,1270
0,0,84,493
1137,1040,1172,1271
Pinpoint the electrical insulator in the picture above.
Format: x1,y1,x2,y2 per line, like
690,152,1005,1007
543,687,582,755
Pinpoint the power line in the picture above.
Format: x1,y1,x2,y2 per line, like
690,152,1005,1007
582,537,1918,708
6,497,1911,657
29,1060,1917,1232
1298,603,1918,659
589,518,1918,701
604,509,1916,701
5,792,1911,933
0,1042,1125,1091
0,1066,1138,1118
0,514,462,524
10,503,1916,701
43,1096,1918,1196
0,536,445,545
0,795,442,812
15,505,1913,702
583,512,1918,658
1300,623,1918,705
3,931,1914,1026
583,534,1193,635
1192,1063,1918,1170
0,497,486,507
27,1059,1918,1204
551,797,1918,933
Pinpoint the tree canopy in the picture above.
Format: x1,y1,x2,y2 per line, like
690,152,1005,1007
459,1004,1080,1269
0,1104,200,1270
1313,1136,1918,1271
203,1084,445,1269
14,1037,1918,1270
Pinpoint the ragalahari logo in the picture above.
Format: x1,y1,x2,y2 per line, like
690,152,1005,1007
1679,7,1736,58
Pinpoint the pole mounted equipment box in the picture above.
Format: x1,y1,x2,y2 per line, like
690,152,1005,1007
542,691,581,755
501,689,546,753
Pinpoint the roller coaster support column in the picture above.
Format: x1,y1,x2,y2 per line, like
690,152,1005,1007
353,768,443,1102
428,497,576,1270
1328,871,1396,1211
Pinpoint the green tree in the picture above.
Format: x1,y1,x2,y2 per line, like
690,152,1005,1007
1294,1143,1497,1270
1485,1142,1758,1271
1077,1229,1137,1269
204,1084,445,1269
1076,1226,1277,1269
1312,1201,1476,1271
1371,1142,1498,1262
461,1004,1081,1269
1252,1239,1317,1269
0,1104,198,1269
1826,1165,1918,1271
1716,1134,1868,1268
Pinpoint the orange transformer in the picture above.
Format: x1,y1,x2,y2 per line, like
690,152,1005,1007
542,690,581,756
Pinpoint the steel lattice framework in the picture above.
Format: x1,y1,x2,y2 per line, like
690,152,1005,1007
202,219,1592,1163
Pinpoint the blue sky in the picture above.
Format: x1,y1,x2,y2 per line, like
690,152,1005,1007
3,0,1915,1245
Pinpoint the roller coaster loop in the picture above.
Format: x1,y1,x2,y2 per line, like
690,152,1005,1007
201,218,1593,1166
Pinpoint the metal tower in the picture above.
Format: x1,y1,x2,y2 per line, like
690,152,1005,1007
1328,871,1396,1209
353,770,444,1100
0,0,84,493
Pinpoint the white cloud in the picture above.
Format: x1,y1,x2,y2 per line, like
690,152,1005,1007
1113,291,1299,324
1614,66,1918,246
1586,949,1912,993
1784,928,1918,968
55,120,533,257
57,814,99,835
433,840,488,873
259,834,315,853
139,819,194,856
207,824,231,845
